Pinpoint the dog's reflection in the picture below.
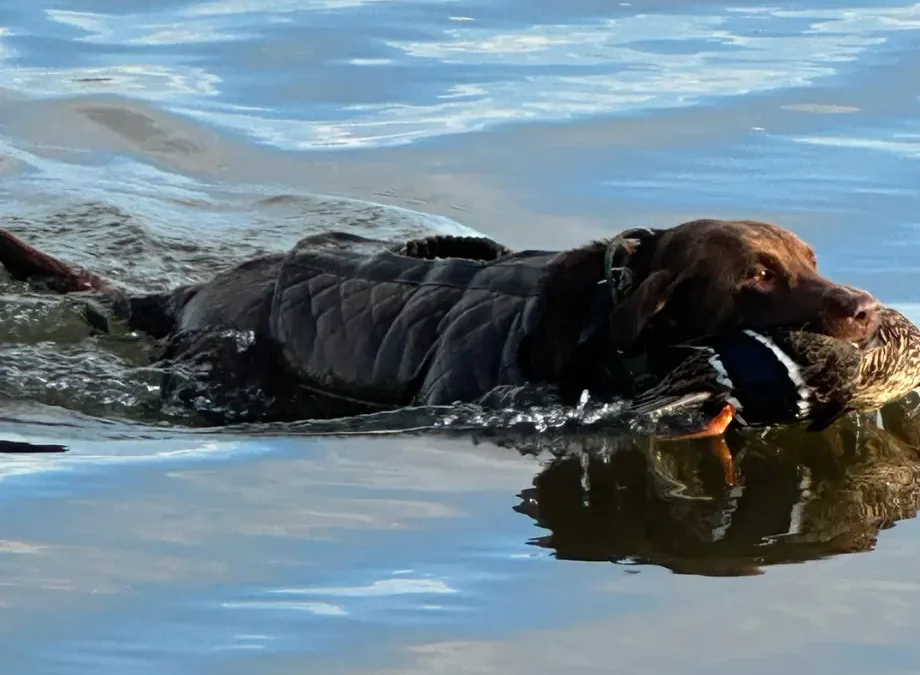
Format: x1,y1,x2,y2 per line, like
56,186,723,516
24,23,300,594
504,393,920,576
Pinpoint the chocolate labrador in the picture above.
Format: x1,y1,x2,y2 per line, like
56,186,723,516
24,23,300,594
0,218,880,422
603,219,878,352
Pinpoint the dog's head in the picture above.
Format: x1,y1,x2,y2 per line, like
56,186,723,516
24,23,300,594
606,219,881,352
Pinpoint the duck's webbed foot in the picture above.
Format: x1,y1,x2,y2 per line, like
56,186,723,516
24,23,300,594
708,436,737,487
654,403,738,487
666,402,736,440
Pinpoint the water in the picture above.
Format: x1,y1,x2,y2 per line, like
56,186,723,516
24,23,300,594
1,0,920,672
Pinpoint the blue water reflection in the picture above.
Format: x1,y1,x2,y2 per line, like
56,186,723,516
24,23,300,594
0,0,920,672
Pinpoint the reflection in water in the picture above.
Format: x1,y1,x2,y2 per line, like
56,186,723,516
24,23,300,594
0,0,918,669
0,64,221,101
178,3,920,149
23,1,919,150
511,394,920,576
45,9,246,46
793,130,920,160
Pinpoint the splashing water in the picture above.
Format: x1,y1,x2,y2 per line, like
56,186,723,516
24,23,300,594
0,199,679,439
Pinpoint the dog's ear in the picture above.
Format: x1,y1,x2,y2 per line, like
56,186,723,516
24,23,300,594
609,227,665,265
601,227,668,329
605,227,662,268
607,269,675,351
603,227,665,292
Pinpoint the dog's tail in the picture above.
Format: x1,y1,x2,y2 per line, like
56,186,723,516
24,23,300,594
0,228,180,336
0,228,114,294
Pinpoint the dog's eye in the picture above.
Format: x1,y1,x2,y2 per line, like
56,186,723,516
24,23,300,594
746,267,775,284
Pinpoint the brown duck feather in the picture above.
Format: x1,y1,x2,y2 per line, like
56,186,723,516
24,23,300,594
626,307,920,432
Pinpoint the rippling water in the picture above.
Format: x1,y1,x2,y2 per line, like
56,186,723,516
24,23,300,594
2,0,920,673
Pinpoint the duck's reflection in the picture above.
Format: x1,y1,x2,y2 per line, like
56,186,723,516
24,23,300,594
504,393,920,576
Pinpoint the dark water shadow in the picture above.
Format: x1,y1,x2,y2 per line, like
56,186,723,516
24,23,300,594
3,368,920,578
169,391,920,579
508,394,920,577
6,357,920,581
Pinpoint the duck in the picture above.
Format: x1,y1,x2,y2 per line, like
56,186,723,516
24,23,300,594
624,307,920,439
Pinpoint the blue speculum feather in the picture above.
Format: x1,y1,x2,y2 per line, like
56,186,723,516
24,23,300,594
709,332,805,422
714,333,793,386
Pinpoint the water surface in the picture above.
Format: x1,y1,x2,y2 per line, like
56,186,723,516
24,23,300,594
1,0,920,673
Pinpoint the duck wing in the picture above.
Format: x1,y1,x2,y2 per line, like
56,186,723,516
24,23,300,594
626,329,863,428
624,348,722,418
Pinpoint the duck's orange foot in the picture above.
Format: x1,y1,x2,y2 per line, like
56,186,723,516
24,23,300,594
666,403,736,440
655,403,738,487
709,436,737,487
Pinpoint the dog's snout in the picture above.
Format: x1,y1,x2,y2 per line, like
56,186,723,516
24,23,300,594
844,291,879,320
830,288,881,341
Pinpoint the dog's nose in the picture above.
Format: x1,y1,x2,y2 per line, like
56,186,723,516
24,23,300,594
836,289,882,341
849,292,879,323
